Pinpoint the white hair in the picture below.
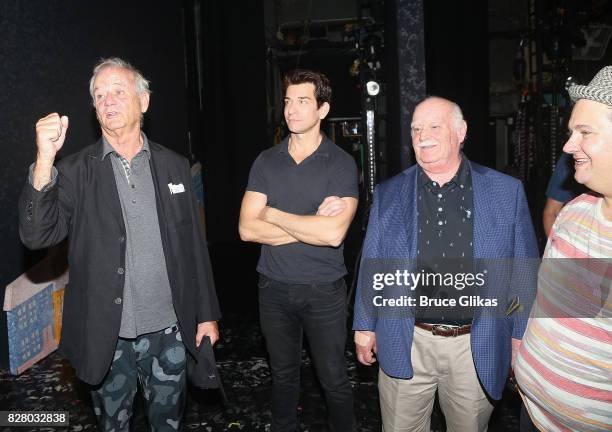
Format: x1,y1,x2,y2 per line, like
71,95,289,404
88,57,150,105
418,96,464,129
450,102,464,130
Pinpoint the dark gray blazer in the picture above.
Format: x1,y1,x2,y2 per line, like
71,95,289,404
19,138,221,385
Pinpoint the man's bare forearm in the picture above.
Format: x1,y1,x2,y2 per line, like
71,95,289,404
263,207,348,247
32,156,55,191
239,218,298,246
542,198,564,237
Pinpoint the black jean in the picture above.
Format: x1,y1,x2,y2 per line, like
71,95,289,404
520,401,540,432
258,275,355,432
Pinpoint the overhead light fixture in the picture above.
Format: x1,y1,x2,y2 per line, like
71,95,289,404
366,80,380,96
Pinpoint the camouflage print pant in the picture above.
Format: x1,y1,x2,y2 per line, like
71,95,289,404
90,324,186,432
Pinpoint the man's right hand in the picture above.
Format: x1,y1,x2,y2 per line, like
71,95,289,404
36,113,69,161
355,330,377,366
33,113,68,191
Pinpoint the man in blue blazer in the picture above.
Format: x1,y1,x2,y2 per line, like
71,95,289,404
353,96,538,431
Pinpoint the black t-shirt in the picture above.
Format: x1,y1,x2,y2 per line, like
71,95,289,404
246,135,359,283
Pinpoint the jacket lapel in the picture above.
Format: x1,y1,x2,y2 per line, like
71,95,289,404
401,168,419,259
90,140,124,229
392,168,417,259
148,141,171,228
470,162,492,259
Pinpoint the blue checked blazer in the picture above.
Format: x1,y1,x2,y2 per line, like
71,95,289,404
353,160,538,400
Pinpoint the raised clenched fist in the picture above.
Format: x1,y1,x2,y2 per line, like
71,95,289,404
35,113,69,161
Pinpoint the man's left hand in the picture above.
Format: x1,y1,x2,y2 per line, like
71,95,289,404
317,196,347,217
196,321,219,347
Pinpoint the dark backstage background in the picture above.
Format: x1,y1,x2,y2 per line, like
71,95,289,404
1,0,610,430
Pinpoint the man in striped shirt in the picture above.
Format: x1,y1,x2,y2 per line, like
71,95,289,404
514,66,612,431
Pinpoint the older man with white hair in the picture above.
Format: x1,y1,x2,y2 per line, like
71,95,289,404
515,66,612,432
353,96,538,431
19,57,220,431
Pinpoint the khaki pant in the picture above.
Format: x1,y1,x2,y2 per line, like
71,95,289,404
378,326,494,432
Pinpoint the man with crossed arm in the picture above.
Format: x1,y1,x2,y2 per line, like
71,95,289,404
239,69,358,432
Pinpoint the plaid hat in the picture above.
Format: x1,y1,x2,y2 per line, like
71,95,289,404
568,66,612,106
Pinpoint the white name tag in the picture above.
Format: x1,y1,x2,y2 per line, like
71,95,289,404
168,183,185,194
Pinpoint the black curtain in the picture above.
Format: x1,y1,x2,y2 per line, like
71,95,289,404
424,0,491,167
198,0,267,245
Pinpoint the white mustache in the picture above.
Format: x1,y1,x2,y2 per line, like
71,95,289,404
417,140,437,147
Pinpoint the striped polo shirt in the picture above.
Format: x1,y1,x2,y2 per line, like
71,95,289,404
515,193,612,431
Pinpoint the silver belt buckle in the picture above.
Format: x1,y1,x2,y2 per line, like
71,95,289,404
164,324,179,334
432,324,457,336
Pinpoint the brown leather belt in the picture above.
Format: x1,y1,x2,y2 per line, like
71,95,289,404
415,322,471,337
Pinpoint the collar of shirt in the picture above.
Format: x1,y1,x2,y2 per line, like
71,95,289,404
417,154,470,192
277,133,331,158
101,132,151,161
